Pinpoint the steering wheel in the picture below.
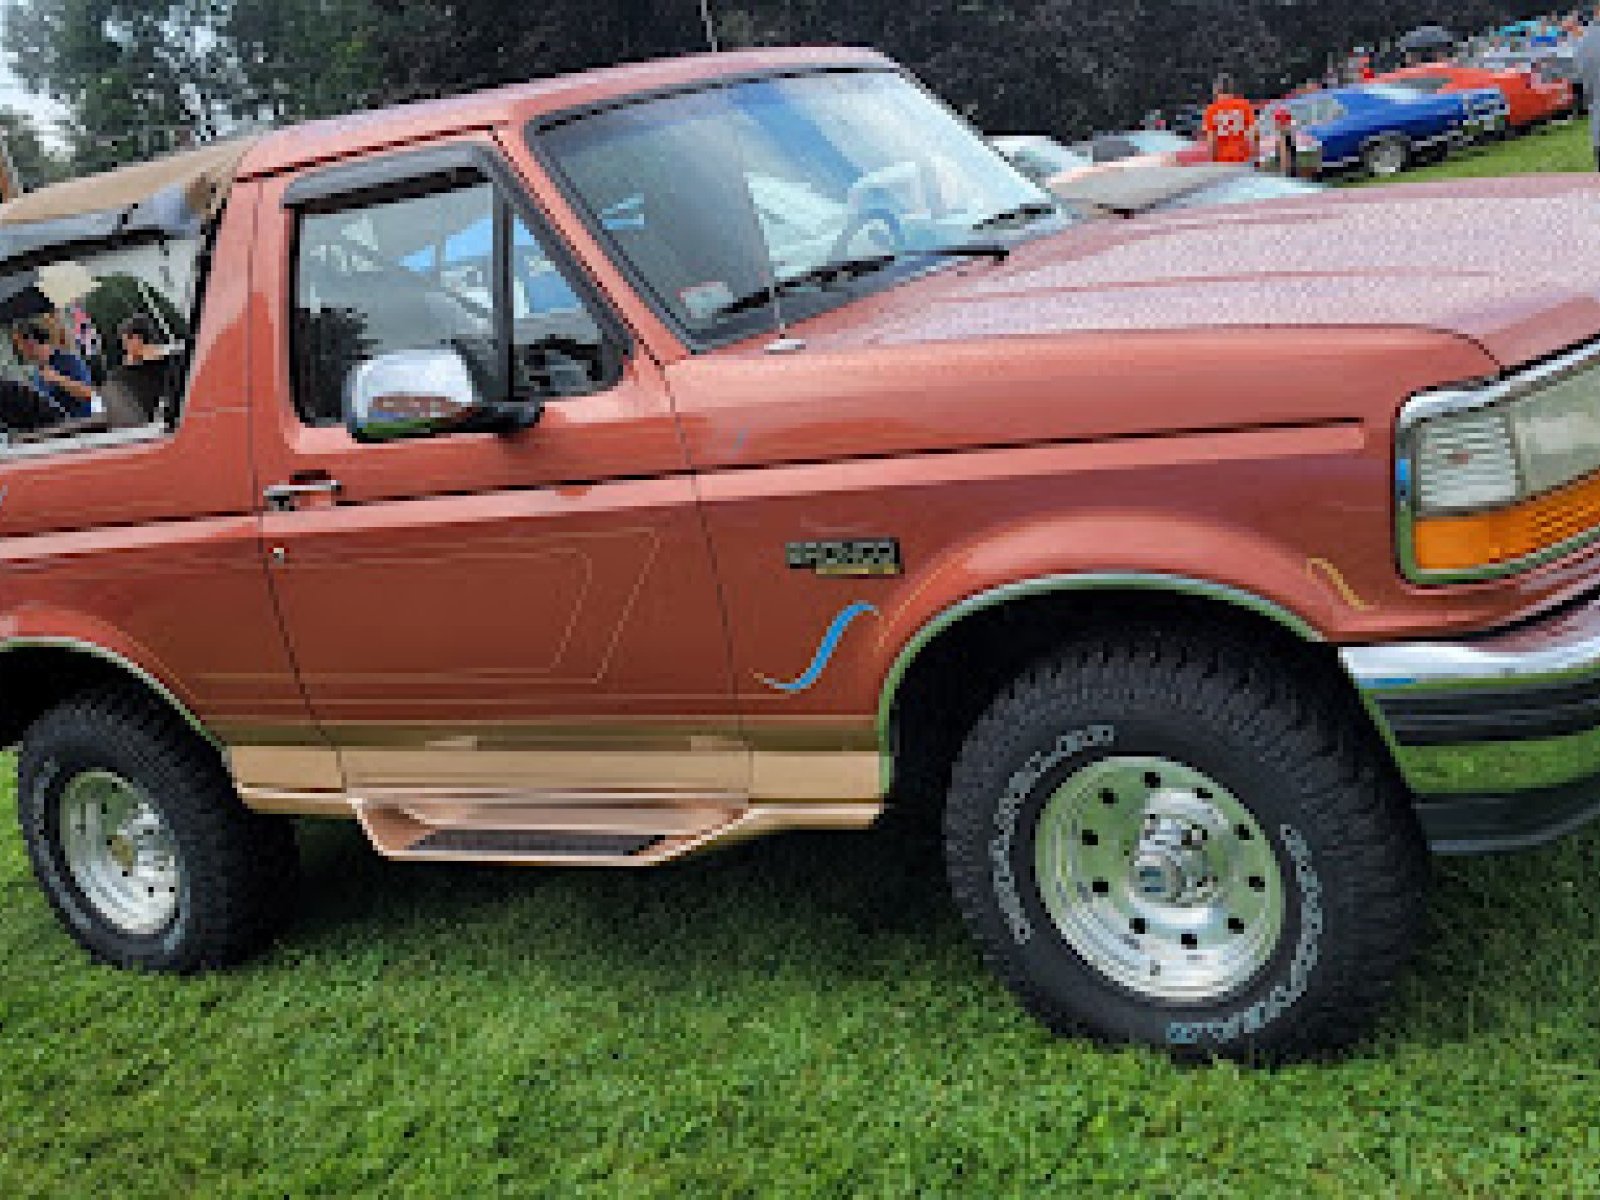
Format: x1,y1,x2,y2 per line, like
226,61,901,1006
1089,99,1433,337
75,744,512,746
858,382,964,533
827,206,907,264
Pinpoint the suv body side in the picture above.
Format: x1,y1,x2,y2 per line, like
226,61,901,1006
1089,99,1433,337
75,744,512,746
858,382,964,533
0,181,317,752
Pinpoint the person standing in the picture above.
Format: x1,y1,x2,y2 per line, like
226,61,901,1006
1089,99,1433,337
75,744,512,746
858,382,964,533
1576,6,1600,169
1269,106,1298,177
1203,74,1258,164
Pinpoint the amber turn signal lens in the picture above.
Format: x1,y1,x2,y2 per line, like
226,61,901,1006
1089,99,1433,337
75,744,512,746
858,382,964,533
1413,468,1600,573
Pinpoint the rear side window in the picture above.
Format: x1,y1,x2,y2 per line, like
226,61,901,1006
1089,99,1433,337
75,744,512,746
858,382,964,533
0,236,199,450
292,177,615,428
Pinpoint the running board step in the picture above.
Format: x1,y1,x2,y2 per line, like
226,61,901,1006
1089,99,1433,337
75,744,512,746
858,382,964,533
353,797,883,866
410,829,662,858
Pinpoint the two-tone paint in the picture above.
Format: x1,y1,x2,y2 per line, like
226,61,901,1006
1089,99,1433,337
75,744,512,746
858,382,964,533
7,48,1600,865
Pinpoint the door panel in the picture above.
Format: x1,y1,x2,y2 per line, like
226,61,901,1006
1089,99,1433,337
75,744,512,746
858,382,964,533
249,141,743,799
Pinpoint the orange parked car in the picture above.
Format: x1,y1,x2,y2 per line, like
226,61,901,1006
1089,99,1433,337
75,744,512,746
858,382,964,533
1378,62,1573,128
9,47,1600,1063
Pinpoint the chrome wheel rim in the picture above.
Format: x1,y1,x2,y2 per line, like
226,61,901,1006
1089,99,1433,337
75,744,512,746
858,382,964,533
1034,755,1285,1002
1368,142,1406,175
58,770,181,936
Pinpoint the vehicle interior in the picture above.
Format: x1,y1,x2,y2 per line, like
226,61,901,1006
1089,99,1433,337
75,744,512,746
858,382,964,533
293,178,612,427
0,240,195,451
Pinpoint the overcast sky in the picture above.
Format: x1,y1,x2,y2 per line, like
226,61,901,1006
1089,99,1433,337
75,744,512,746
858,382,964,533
0,49,68,144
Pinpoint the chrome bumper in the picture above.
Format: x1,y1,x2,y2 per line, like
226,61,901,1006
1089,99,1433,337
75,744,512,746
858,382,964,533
1342,592,1600,853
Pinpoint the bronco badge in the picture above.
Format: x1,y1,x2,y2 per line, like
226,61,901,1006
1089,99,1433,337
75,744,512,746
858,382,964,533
786,538,903,577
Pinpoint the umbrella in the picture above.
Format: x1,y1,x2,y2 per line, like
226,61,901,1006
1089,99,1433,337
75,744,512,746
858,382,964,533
1399,25,1458,53
0,259,95,324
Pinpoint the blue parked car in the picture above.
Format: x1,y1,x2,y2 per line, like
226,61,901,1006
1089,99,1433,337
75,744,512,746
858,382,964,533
1282,83,1470,177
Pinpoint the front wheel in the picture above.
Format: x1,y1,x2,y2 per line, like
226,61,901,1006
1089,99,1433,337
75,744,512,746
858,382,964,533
943,632,1427,1061
18,690,299,971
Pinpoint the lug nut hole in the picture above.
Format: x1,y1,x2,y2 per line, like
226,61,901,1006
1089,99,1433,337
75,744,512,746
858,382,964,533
1180,932,1199,950
1091,879,1110,895
1081,830,1099,846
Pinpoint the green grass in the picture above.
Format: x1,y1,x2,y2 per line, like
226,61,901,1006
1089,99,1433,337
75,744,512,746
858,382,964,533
11,129,1600,1196
5,775,1600,1197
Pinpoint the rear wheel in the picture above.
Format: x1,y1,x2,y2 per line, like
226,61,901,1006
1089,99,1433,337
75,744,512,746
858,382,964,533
18,689,298,971
1361,135,1410,177
943,631,1428,1061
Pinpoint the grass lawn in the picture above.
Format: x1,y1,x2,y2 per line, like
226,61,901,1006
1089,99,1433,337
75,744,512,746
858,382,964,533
7,790,1600,1197
9,125,1600,1197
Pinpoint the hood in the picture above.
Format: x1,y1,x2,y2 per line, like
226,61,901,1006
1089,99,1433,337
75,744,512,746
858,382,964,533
791,174,1600,369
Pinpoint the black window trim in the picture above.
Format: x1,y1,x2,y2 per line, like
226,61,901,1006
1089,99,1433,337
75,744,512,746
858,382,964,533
283,139,632,429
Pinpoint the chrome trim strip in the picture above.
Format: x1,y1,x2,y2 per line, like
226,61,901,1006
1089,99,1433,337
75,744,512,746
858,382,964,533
876,572,1322,792
1341,628,1600,691
1341,594,1600,795
1395,336,1600,585
0,637,222,751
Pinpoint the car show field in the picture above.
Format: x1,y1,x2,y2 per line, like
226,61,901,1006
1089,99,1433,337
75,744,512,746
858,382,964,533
1,108,1599,1196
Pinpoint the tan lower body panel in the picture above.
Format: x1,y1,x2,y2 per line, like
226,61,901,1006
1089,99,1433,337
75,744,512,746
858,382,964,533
231,742,884,866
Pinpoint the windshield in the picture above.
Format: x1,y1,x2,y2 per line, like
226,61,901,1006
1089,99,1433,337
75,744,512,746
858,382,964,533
995,137,1092,183
1362,84,1434,103
1393,77,1450,93
1121,131,1195,155
537,70,1056,345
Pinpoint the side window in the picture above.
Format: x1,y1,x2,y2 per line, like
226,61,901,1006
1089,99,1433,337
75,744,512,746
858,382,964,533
509,214,612,400
292,177,614,429
0,238,198,448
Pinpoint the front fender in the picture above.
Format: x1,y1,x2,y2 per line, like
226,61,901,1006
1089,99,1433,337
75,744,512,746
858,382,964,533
867,508,1347,734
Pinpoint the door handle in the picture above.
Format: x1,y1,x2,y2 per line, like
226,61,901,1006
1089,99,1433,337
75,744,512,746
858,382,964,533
263,478,342,512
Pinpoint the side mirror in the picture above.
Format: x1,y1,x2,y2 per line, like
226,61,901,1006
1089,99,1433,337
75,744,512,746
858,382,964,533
344,347,540,444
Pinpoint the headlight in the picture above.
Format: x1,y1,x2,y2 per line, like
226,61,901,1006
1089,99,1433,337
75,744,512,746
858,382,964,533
1400,342,1600,581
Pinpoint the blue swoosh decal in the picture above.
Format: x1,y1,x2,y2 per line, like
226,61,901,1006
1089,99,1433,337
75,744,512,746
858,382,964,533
758,602,880,693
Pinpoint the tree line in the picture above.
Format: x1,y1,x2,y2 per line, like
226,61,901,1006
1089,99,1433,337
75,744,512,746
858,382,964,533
0,0,1565,183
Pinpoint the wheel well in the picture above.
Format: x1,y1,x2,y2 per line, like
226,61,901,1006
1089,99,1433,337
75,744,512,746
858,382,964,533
0,646,217,757
884,589,1375,816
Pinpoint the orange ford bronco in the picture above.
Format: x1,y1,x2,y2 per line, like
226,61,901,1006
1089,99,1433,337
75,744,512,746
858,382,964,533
5,47,1600,1060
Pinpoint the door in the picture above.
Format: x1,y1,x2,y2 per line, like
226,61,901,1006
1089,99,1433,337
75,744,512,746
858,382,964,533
250,137,744,803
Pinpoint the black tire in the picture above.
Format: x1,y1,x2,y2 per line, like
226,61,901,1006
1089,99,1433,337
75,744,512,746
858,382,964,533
17,688,298,971
943,630,1428,1062
1361,135,1410,178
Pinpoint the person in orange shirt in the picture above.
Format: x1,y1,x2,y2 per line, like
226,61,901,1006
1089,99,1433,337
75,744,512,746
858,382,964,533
1202,74,1258,164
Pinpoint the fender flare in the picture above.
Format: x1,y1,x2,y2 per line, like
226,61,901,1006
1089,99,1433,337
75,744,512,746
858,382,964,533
874,571,1324,792
0,636,221,751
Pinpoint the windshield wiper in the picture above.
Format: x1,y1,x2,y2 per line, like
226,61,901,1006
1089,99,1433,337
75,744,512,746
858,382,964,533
712,254,898,319
713,245,1009,319
970,201,1059,233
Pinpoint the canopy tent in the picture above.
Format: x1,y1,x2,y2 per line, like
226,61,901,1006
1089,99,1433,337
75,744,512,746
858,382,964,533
0,138,259,270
